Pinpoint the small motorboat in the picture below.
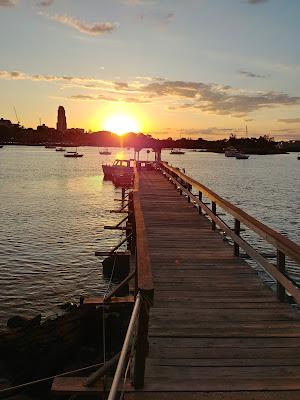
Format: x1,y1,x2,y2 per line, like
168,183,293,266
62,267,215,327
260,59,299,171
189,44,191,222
0,145,3,148
224,146,238,157
170,149,185,155
236,152,249,159
45,145,56,149
56,147,66,152
102,159,133,179
298,156,300,160
64,148,83,158
99,148,112,155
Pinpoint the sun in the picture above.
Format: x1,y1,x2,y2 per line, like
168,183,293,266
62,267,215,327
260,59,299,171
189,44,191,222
103,114,139,136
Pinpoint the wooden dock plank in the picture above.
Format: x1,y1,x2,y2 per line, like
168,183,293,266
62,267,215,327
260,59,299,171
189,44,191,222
125,170,300,398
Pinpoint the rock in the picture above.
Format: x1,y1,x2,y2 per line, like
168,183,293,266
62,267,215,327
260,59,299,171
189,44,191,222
7,314,41,331
7,316,29,330
58,302,77,312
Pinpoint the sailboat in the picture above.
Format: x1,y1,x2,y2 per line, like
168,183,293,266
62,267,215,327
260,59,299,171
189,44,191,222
64,147,83,158
56,130,66,151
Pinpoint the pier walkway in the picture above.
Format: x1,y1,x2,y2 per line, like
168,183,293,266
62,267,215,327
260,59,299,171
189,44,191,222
125,167,300,399
52,162,300,399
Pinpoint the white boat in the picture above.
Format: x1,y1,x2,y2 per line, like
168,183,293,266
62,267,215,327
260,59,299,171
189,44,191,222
102,159,133,178
56,147,66,152
170,149,185,155
64,147,83,158
224,146,238,157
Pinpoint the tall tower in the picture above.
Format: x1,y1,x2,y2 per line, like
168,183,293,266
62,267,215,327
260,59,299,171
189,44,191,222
56,106,67,132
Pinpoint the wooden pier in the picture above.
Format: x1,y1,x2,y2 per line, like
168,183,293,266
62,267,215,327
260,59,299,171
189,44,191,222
52,161,300,399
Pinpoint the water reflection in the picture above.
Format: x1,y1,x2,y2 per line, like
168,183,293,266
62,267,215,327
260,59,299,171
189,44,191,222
0,146,298,327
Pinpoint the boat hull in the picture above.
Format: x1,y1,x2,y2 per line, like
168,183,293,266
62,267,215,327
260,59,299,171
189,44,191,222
64,153,83,158
102,165,133,179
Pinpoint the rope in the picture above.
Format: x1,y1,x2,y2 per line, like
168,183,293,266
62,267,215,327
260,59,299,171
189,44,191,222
0,361,104,395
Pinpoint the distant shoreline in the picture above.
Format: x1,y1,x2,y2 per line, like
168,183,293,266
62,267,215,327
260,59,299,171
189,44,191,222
0,142,293,155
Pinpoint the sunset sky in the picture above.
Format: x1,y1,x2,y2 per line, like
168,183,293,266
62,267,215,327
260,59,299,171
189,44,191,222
0,0,300,139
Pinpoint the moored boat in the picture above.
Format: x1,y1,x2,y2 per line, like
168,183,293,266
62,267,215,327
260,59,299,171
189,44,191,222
56,147,66,152
102,159,133,179
64,147,83,158
99,148,112,155
236,152,249,159
170,149,185,155
224,146,238,157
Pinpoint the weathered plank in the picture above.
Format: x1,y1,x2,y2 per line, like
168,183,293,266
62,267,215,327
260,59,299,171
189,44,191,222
124,169,300,398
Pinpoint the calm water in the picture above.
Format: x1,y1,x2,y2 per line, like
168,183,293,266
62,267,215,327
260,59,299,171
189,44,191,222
0,146,299,328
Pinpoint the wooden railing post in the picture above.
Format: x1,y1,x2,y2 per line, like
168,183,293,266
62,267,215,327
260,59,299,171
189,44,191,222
212,201,216,230
133,292,152,389
121,187,126,207
198,191,202,214
128,192,135,253
187,183,191,203
234,219,240,256
277,250,286,302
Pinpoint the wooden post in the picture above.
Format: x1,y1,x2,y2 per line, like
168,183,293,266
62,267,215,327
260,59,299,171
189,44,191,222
212,201,216,230
121,188,126,207
234,219,240,256
277,250,286,302
198,191,202,214
186,183,191,203
133,293,151,389
128,192,135,254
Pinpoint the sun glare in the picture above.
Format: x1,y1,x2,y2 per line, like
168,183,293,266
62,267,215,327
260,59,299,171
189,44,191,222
103,114,139,136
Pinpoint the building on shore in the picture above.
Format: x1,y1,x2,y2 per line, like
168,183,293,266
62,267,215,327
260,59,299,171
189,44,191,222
56,106,67,133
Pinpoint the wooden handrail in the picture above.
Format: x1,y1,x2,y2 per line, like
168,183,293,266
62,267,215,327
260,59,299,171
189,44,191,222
133,165,154,296
161,162,300,265
161,162,300,304
131,165,154,388
107,165,154,397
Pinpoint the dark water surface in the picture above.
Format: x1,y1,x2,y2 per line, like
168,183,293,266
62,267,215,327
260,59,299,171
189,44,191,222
0,146,299,327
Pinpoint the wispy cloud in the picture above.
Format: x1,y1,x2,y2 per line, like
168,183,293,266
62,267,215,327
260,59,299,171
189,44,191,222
122,0,156,5
1,70,299,117
0,70,116,90
0,0,17,7
44,14,118,36
38,0,54,6
238,70,269,79
246,0,269,4
277,118,300,123
145,80,300,117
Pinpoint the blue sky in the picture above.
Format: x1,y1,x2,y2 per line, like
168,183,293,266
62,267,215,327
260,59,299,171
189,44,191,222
0,0,300,139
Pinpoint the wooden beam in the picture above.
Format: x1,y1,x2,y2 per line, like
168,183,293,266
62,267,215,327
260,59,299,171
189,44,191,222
83,295,134,305
95,251,131,257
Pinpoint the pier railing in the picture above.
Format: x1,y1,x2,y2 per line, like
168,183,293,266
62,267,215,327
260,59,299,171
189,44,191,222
107,165,153,399
161,162,300,304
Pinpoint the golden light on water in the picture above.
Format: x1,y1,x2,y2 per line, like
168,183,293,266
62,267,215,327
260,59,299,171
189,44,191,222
103,114,140,136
